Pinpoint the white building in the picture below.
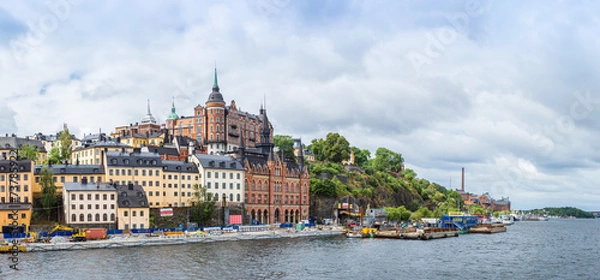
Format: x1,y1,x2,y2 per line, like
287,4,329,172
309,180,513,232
63,180,117,227
189,154,245,205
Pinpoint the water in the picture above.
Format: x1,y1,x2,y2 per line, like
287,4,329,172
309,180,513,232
3,219,600,280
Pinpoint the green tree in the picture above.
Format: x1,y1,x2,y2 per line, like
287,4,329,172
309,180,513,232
372,147,404,173
47,147,61,165
40,167,57,220
322,132,350,163
190,184,217,227
309,138,326,161
273,134,296,162
410,207,433,220
18,143,39,162
350,146,371,167
59,123,72,163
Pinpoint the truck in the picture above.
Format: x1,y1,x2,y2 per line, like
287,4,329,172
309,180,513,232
48,224,107,242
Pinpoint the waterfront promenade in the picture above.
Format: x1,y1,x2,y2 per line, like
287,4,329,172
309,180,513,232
24,226,344,252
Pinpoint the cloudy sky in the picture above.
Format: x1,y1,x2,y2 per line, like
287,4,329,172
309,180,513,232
1,0,600,210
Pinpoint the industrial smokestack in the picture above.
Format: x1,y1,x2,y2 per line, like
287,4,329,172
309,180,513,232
461,167,465,191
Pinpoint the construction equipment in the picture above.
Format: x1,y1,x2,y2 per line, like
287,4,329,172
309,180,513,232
48,224,87,242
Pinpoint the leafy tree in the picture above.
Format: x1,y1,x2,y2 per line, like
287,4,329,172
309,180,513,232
273,134,296,162
59,123,72,162
350,146,371,167
308,138,325,161
18,143,39,162
468,204,486,215
410,207,433,220
385,206,412,222
322,132,350,163
372,147,404,173
47,147,61,165
190,184,217,227
40,167,57,220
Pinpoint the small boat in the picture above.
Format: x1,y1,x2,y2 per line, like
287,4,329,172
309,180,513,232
346,231,364,238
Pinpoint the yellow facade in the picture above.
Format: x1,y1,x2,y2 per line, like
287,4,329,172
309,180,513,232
32,165,105,196
105,164,162,207
117,207,149,230
0,204,32,233
71,144,133,165
0,160,33,204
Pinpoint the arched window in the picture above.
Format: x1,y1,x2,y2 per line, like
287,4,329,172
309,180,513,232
229,193,233,202
258,181,262,191
110,213,115,221
71,214,76,222
87,214,92,221
103,213,108,221
80,214,84,221
95,214,100,221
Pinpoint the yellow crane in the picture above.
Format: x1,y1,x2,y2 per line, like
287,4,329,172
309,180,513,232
48,224,87,242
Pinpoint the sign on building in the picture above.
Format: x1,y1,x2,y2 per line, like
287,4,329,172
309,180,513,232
160,208,173,217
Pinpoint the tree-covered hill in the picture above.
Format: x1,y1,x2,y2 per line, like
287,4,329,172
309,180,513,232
276,132,464,220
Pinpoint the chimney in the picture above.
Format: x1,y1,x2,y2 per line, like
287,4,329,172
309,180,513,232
461,167,465,192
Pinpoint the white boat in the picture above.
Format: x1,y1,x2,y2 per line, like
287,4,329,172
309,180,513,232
500,214,514,226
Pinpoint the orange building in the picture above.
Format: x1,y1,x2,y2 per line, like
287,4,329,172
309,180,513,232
166,69,272,155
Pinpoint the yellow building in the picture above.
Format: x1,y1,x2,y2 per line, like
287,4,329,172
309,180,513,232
116,184,149,230
104,150,199,208
0,135,47,164
0,203,32,234
71,141,133,165
0,159,34,233
160,160,200,208
33,164,105,197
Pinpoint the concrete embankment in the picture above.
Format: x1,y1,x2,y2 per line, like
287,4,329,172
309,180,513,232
24,228,344,252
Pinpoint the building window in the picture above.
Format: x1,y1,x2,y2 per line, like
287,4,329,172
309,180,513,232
207,172,211,178
61,176,65,183
215,172,218,179
140,211,144,217
71,194,76,200
88,194,92,200
111,194,115,200
95,214,100,221
155,191,159,196
215,183,218,189
237,183,240,190
103,214,108,221
124,211,128,217
80,214,84,221
230,183,233,190
80,204,84,210
133,211,136,217
237,173,240,180
230,193,233,202
71,204,75,210
72,214,76,222
88,204,92,210
95,194,100,200
103,194,107,200
103,204,107,209
207,182,211,189
111,204,115,209
96,205,99,209
111,213,115,221
87,214,92,221
237,193,240,202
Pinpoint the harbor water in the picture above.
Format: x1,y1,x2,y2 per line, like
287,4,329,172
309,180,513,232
3,219,599,279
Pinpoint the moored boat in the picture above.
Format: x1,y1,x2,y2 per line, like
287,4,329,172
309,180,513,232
470,223,506,234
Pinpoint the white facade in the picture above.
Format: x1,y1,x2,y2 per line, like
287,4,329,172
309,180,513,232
63,182,117,226
189,154,245,205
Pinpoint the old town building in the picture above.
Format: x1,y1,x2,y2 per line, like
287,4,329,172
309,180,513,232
115,183,149,230
236,108,310,225
63,181,117,227
189,154,245,206
165,69,272,155
0,159,33,233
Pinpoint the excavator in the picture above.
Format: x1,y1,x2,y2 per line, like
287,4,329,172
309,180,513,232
48,224,87,242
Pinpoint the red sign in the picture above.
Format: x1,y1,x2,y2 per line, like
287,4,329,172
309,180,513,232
160,208,173,217
342,203,349,209
229,215,242,225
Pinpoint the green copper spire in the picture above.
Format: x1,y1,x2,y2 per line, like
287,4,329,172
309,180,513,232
167,96,179,120
213,68,219,89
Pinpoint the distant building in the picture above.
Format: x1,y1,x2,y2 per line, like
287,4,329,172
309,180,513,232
71,139,133,165
115,184,149,230
112,100,163,142
62,181,117,227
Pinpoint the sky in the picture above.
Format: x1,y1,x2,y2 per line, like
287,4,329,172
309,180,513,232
1,0,600,210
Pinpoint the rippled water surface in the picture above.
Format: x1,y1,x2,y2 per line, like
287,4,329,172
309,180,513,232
3,219,599,279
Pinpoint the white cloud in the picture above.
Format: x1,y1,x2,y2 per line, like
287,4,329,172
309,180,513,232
1,1,599,210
